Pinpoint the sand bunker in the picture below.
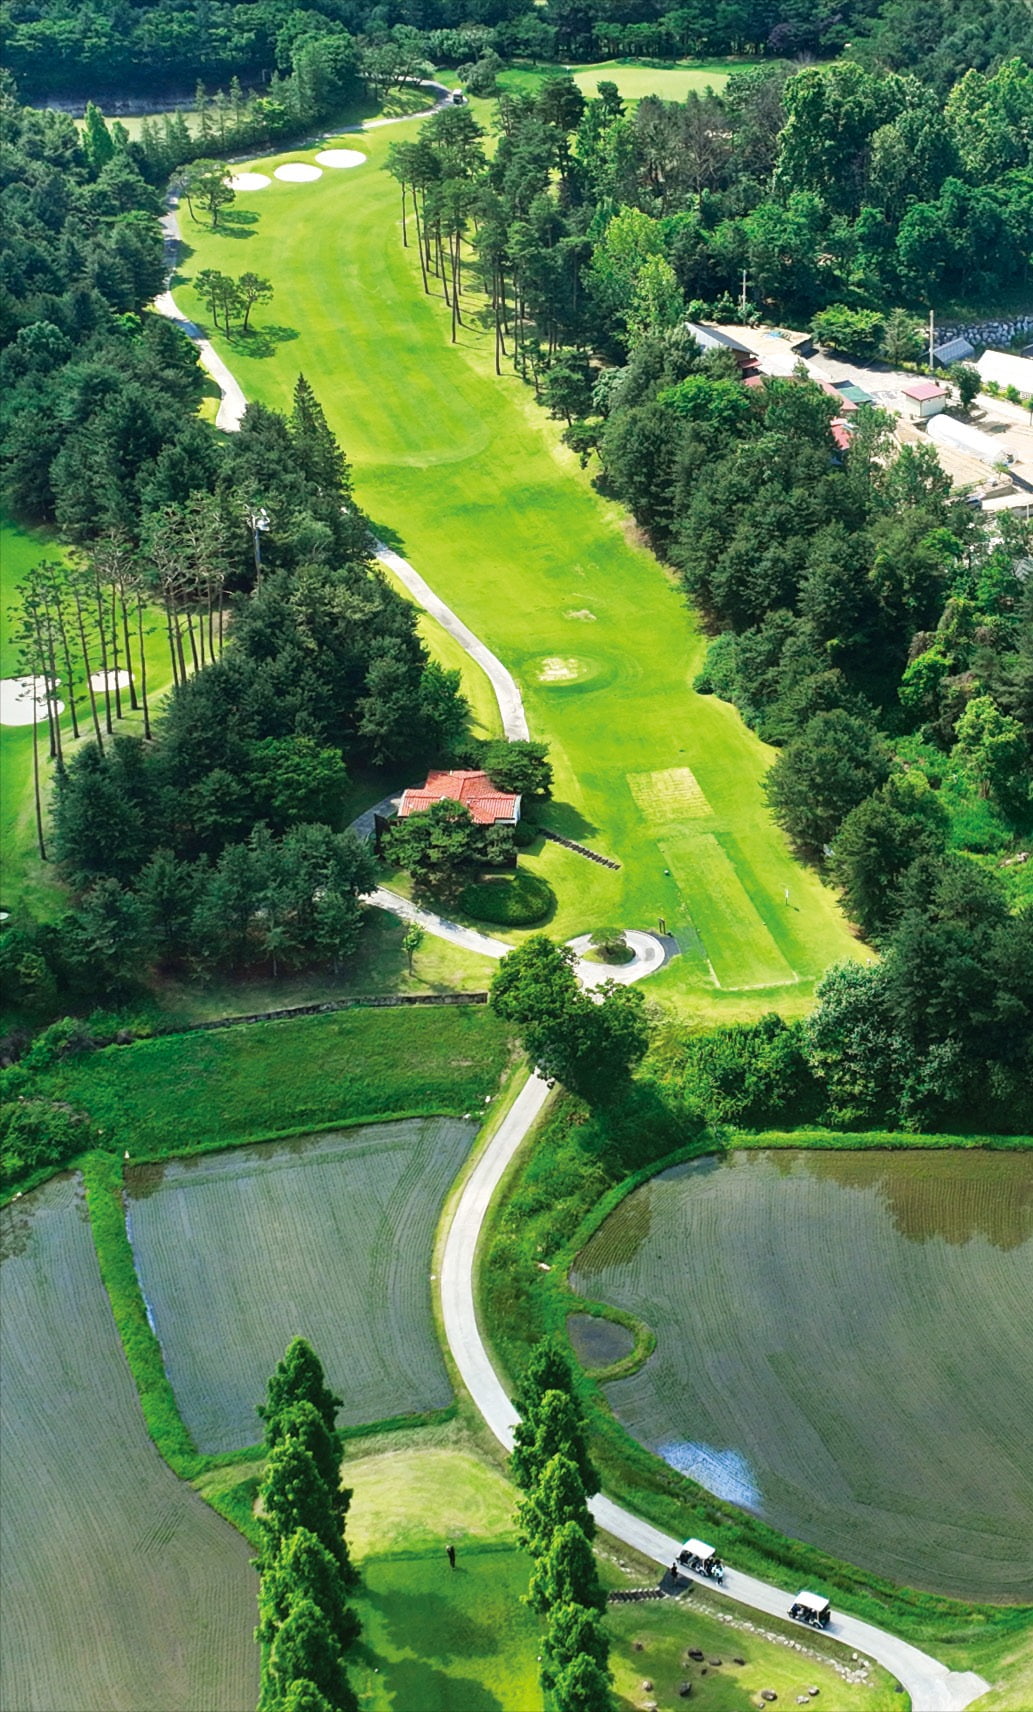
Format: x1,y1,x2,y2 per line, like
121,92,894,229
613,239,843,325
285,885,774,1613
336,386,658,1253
89,669,132,692
538,657,580,683
229,171,271,192
274,162,322,183
315,149,367,170
0,676,64,726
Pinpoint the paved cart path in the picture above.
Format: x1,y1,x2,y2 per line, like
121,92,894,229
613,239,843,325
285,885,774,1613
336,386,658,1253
154,242,990,1712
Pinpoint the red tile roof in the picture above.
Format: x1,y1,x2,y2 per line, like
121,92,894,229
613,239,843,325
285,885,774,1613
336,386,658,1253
902,380,948,401
398,770,520,826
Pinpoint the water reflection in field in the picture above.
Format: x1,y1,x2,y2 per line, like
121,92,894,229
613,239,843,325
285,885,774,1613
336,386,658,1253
571,1149,1033,1600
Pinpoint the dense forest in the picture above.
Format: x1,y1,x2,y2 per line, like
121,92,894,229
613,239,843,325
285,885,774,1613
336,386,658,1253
0,84,470,1056
399,76,1033,1131
4,0,1032,99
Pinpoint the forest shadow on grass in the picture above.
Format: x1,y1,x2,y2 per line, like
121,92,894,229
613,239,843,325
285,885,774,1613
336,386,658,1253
225,323,299,358
375,1585,500,1662
367,516,408,553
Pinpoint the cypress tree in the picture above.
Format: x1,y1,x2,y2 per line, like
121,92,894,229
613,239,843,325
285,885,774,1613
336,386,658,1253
259,1337,343,1445
511,1389,598,1497
550,1650,615,1712
289,375,353,505
258,1528,360,1656
259,1438,350,1581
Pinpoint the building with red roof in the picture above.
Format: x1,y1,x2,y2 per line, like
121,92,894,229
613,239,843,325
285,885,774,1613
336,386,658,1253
397,769,521,826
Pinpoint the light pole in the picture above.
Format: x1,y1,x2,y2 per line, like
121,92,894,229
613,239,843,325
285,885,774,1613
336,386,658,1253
244,505,270,589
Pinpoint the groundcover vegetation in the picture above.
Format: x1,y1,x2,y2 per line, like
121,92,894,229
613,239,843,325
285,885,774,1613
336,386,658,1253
479,1088,1033,1646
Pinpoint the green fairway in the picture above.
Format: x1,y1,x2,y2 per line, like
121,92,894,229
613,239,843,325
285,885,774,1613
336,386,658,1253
572,1150,1033,1600
0,1175,258,1711
498,57,745,102
33,1004,511,1159
125,1118,476,1449
178,122,865,1020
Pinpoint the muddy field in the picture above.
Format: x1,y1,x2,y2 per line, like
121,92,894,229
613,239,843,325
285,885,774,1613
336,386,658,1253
572,1149,1033,1600
0,1175,258,1711
126,1117,475,1451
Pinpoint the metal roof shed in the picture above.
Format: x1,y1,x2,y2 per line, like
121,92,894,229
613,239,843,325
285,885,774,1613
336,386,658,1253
836,381,874,406
933,337,976,366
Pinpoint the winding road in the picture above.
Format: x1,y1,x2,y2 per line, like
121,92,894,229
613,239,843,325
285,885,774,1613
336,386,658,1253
154,190,991,1712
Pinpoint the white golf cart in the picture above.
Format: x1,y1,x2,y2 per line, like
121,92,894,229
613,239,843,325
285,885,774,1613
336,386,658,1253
677,1538,725,1582
789,1590,831,1628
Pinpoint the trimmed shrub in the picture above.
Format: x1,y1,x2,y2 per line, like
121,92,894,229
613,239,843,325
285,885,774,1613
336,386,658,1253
461,869,556,926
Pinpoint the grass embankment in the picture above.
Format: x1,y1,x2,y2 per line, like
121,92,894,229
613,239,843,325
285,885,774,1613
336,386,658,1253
478,1091,1033,1655
179,118,866,1023
29,1003,511,1160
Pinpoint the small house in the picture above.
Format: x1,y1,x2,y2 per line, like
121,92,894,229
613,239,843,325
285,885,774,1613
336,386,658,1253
901,379,949,421
397,769,521,826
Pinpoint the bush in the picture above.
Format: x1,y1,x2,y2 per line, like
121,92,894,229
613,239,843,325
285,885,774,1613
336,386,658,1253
461,869,556,926
589,929,633,964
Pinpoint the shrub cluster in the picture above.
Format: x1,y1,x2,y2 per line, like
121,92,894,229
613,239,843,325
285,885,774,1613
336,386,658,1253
257,1340,360,1712
511,1340,614,1712
460,869,555,926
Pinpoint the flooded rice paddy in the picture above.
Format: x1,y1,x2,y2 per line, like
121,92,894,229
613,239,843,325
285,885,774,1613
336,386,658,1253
571,1149,1033,1600
0,1176,258,1711
126,1117,475,1452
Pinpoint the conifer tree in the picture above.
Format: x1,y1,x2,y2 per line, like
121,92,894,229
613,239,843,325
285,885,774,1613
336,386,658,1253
511,1389,598,1497
541,1600,611,1695
259,1438,350,1580
516,1452,595,1558
527,1520,606,1615
266,1403,356,1587
259,1337,343,1444
289,376,354,504
265,1599,358,1712
258,1528,360,1654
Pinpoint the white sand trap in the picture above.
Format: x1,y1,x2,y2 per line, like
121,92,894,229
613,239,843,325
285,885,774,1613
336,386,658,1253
539,656,580,683
89,669,132,692
274,162,322,183
0,676,64,726
229,171,271,192
315,148,367,169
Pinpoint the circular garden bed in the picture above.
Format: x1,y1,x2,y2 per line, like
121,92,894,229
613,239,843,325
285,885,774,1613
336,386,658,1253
460,869,555,927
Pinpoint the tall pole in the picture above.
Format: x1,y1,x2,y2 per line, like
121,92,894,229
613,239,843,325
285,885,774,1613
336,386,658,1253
928,309,935,372
740,269,748,318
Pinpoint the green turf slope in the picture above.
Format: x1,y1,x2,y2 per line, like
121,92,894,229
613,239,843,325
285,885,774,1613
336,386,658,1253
179,129,867,1018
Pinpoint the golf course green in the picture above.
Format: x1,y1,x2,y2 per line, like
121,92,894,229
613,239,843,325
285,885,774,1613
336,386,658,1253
180,117,866,1020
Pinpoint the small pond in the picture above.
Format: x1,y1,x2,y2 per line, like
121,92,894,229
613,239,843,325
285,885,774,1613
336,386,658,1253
570,1149,1033,1600
567,1311,635,1371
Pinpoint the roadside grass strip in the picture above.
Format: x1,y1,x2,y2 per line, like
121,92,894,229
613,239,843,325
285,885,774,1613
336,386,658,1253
0,1176,258,1712
571,1149,1033,1602
124,1119,476,1451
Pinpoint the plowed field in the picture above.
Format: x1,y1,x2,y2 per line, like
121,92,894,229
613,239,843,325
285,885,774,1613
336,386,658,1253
126,1118,475,1451
572,1149,1033,1600
0,1175,258,1712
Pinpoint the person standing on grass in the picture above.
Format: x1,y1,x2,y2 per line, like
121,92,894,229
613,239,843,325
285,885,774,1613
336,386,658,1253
447,1543,456,1569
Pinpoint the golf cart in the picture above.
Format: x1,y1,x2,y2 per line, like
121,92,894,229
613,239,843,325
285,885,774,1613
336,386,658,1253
789,1591,831,1628
678,1538,725,1582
